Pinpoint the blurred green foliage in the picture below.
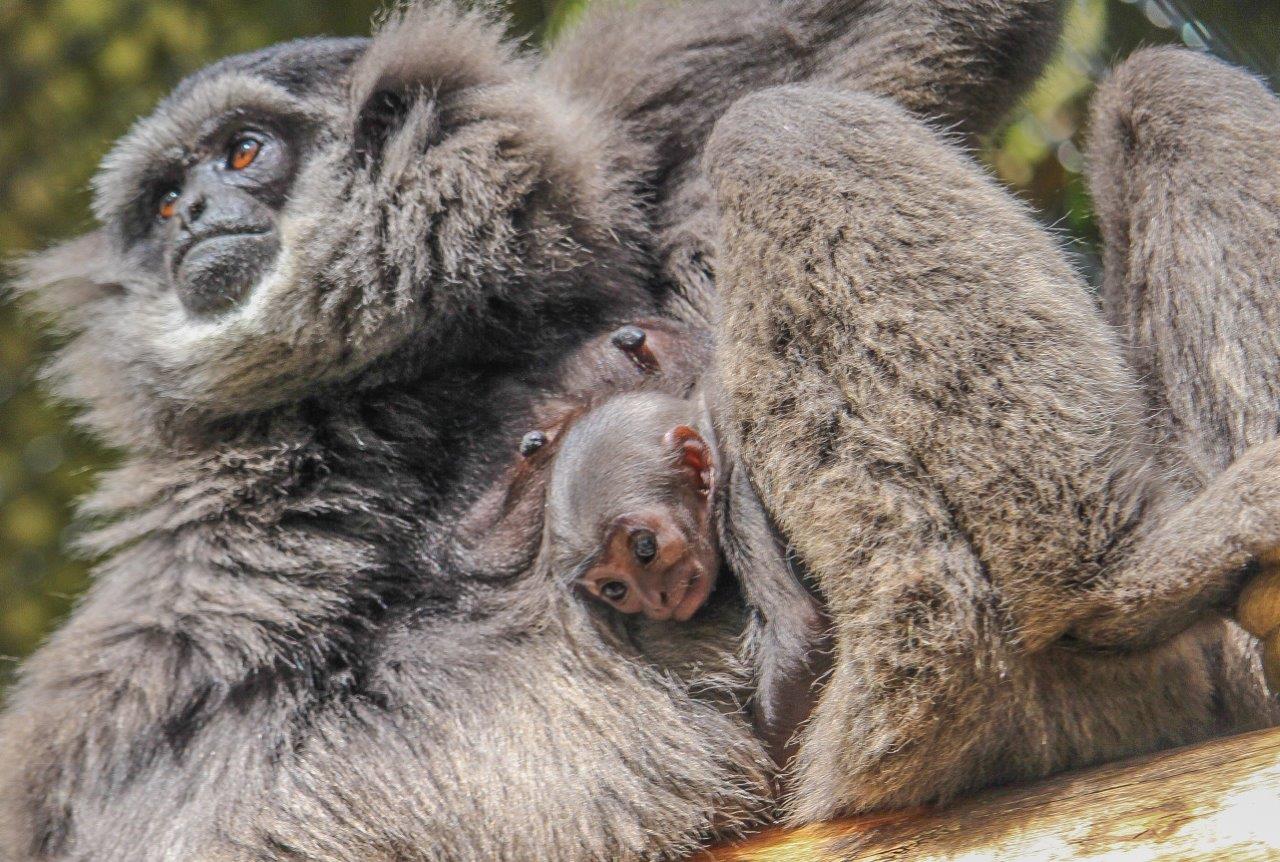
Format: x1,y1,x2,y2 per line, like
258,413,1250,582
2,0,1277,687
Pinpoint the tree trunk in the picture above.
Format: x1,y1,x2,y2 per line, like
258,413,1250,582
699,727,1280,861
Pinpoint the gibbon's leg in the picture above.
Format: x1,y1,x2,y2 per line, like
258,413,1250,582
1088,47,1280,688
703,82,1280,818
1089,46,1280,485
703,85,1141,818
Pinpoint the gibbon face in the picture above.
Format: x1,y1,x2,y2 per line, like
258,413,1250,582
130,115,296,316
16,9,650,446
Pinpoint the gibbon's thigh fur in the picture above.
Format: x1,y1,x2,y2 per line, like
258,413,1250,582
704,51,1280,822
0,2,1069,860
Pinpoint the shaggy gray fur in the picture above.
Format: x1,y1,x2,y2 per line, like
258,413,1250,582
1090,48,1280,486
545,0,1068,323
0,2,1069,860
704,53,1280,822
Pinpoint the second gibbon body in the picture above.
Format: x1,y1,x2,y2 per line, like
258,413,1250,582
526,208,1280,814
702,69,1280,818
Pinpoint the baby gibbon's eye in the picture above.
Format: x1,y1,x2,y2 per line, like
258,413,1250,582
157,188,181,219
631,529,658,565
600,581,629,602
227,134,262,171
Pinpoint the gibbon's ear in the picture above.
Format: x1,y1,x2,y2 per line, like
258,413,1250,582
353,88,410,166
348,3,515,167
665,425,713,495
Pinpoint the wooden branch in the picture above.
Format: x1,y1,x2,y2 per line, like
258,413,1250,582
698,727,1280,861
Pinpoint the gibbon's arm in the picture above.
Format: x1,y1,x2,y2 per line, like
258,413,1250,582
546,0,1065,323
546,0,1067,180
1065,438,1280,649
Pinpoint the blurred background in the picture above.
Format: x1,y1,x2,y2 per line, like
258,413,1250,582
2,0,1278,689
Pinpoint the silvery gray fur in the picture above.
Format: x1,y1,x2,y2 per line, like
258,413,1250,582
4,0,1277,858
705,49,1280,820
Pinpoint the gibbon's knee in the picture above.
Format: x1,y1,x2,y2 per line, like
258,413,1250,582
704,87,931,194
1088,46,1280,261
1090,46,1278,170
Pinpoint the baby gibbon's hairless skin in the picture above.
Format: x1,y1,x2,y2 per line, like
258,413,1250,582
0,2,1072,858
535,381,830,768
702,54,1280,822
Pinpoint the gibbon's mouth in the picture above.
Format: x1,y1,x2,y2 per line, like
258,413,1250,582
173,228,272,273
669,565,715,622
174,230,279,315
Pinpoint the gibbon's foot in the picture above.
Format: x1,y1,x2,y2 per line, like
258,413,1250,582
1236,549,1280,692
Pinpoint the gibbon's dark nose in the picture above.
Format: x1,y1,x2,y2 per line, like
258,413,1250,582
178,192,207,229
631,528,658,564
168,173,280,316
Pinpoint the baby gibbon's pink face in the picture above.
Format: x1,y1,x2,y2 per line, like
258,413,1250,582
578,425,719,622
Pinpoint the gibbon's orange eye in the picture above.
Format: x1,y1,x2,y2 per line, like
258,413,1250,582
157,188,180,219
227,135,261,170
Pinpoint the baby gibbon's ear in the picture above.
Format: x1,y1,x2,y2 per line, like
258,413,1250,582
665,425,713,494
